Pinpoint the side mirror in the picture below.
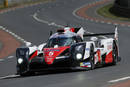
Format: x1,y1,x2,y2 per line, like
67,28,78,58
100,45,104,48
38,43,46,51
25,42,32,47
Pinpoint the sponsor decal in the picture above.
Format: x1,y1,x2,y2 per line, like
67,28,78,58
49,51,54,56
44,46,70,64
105,51,113,63
80,62,91,66
86,48,90,51
46,57,53,63
44,49,60,52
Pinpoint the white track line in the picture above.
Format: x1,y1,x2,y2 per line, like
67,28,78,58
0,25,30,61
0,56,14,62
72,0,103,21
33,12,92,35
33,10,108,39
108,76,130,83
72,0,130,27
7,56,14,59
0,74,20,79
0,25,28,44
33,13,64,28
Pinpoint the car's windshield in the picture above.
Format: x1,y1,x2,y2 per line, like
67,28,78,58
47,37,74,47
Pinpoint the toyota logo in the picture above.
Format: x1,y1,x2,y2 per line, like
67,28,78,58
49,52,54,56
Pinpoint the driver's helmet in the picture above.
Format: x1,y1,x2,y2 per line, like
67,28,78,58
90,37,98,41
64,27,71,31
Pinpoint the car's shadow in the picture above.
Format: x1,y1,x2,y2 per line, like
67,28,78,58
0,69,88,80
0,64,119,80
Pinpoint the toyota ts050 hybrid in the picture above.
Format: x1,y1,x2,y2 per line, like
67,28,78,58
16,26,121,76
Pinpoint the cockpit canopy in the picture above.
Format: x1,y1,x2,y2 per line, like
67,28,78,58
47,37,75,48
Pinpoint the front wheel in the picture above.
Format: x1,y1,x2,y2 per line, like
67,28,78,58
19,71,35,76
17,63,35,76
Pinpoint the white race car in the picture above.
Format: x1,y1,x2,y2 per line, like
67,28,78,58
16,26,121,76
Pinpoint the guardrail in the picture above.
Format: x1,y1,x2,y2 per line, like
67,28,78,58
8,0,40,4
0,0,46,8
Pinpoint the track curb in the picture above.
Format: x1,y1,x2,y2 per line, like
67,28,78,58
74,0,130,27
0,0,54,59
110,80,130,87
0,0,52,14
0,29,21,59
0,1,48,59
0,42,2,51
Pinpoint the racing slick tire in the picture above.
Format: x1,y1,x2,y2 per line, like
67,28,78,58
112,41,118,65
90,44,95,70
19,71,35,76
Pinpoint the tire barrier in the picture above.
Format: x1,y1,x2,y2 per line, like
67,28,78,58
113,0,130,17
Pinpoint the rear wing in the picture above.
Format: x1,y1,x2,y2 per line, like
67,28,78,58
83,33,115,37
83,26,118,41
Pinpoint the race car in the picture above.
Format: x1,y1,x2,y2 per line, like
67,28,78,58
16,26,120,76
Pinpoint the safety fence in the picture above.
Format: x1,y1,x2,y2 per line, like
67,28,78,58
8,0,41,4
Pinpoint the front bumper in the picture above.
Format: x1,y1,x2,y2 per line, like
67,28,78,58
17,56,76,73
29,56,72,70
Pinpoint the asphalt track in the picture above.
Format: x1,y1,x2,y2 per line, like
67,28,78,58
0,0,130,87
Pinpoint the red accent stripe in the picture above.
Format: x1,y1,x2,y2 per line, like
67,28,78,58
97,50,101,63
70,28,75,32
105,51,113,63
29,51,38,61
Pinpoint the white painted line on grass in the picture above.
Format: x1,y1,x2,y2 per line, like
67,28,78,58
108,76,130,83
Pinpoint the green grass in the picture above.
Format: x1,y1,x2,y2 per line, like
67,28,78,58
97,4,130,21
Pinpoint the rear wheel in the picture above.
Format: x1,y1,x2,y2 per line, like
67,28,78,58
112,41,118,65
17,64,35,76
90,45,95,70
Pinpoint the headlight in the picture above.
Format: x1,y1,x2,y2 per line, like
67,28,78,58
18,58,23,64
76,53,82,60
